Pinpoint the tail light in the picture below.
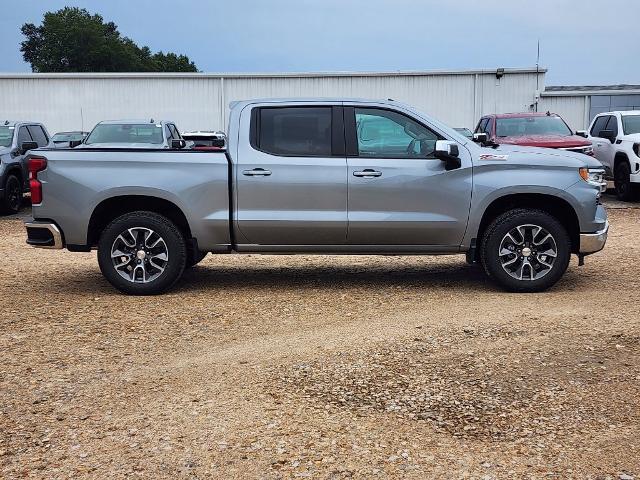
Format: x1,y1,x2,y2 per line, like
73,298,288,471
28,156,47,205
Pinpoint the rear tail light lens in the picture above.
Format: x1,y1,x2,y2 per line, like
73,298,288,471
28,156,47,204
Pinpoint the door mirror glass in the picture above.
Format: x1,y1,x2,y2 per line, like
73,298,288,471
21,141,38,153
171,139,186,149
575,130,587,138
599,129,616,143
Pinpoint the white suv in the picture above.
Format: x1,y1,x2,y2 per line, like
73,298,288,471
587,111,640,201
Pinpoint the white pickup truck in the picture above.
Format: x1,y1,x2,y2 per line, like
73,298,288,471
587,110,640,201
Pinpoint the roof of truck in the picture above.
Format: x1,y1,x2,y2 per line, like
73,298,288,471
1,120,43,126
229,97,401,109
97,119,174,125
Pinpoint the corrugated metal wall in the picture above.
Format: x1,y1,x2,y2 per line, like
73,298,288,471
539,95,588,130
0,70,543,134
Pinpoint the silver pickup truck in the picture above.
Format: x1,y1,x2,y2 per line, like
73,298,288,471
25,98,609,295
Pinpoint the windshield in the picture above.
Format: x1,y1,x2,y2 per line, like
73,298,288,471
496,116,572,137
0,126,14,147
85,124,164,145
622,115,640,135
52,132,85,142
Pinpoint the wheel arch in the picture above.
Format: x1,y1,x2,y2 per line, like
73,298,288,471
475,193,580,258
87,195,192,247
614,151,630,172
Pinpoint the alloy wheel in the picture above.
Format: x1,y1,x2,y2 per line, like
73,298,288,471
110,227,169,283
498,224,558,281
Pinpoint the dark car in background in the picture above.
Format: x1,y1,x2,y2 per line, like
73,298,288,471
51,131,89,148
474,112,593,155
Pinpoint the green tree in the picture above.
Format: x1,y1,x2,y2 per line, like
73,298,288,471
20,7,198,73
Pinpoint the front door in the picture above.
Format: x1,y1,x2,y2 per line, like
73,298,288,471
235,105,348,246
590,115,617,173
345,106,472,247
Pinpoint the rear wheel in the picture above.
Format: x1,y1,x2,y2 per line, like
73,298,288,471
1,174,22,214
614,161,638,201
480,209,571,292
97,211,187,295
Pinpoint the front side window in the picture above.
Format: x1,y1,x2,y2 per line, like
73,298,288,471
86,123,164,145
622,115,640,135
496,116,572,137
169,124,181,139
604,115,619,136
256,107,332,156
590,116,609,137
475,118,488,134
0,126,14,147
17,126,32,146
354,108,439,158
27,125,48,147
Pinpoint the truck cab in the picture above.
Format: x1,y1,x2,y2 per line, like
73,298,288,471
587,111,640,201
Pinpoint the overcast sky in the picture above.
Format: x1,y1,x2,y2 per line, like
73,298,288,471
0,0,638,86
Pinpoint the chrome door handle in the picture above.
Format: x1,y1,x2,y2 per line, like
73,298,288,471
353,169,382,178
243,168,272,176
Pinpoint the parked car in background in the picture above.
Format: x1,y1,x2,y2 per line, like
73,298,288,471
79,119,186,149
51,131,89,148
25,98,608,295
587,111,640,201
453,127,473,139
0,121,50,214
182,131,227,150
474,112,593,155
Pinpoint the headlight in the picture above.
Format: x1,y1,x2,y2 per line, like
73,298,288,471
579,167,607,192
582,145,594,156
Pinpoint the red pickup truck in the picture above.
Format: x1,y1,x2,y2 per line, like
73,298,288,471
474,112,593,155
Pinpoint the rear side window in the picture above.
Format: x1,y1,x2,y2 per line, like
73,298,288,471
253,107,332,156
590,116,608,137
17,126,32,146
27,125,49,147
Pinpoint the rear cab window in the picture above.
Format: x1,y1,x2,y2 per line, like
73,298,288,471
251,106,333,157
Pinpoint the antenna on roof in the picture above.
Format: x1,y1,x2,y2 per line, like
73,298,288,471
3,120,8,125
546,111,551,116
150,118,155,124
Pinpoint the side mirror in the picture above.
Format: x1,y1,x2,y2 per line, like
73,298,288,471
434,140,461,171
21,141,39,154
576,130,587,138
473,132,489,144
171,139,186,149
599,129,616,143
69,140,82,148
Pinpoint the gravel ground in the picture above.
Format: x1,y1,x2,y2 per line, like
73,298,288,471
1,198,639,479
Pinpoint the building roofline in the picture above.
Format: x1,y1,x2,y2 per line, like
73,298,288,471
0,67,547,80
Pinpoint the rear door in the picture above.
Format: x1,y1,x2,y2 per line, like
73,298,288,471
234,104,348,246
345,106,472,247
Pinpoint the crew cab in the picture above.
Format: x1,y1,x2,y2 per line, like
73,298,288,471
79,119,187,149
587,110,640,201
25,98,608,295
0,121,51,214
474,112,593,155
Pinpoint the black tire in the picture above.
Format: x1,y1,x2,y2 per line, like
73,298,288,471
480,209,571,293
614,161,638,202
97,211,187,295
1,174,22,214
186,248,207,268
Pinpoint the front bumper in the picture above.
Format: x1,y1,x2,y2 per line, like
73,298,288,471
24,220,64,249
579,220,609,255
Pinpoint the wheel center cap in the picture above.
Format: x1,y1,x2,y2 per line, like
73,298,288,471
136,250,146,260
522,247,532,257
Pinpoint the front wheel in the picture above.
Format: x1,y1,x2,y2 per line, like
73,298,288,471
97,211,187,295
480,209,571,293
614,161,638,202
1,174,22,214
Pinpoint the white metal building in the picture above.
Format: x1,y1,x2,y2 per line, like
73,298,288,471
0,68,546,134
1,69,635,135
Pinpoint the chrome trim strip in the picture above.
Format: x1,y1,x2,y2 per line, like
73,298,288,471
24,221,63,249
579,221,609,255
